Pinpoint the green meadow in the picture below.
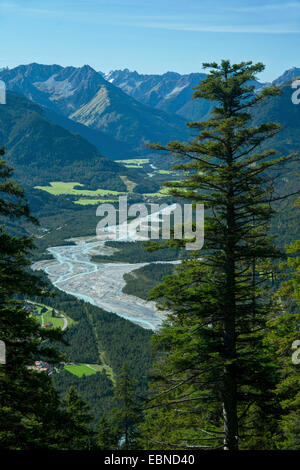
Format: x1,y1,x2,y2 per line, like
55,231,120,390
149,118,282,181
116,158,150,168
64,364,96,378
35,181,125,197
116,158,150,165
156,169,173,174
29,301,76,330
31,304,65,329
74,198,117,206
64,363,107,378
35,179,174,203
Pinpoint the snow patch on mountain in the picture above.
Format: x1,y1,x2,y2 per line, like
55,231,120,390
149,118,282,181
104,72,115,83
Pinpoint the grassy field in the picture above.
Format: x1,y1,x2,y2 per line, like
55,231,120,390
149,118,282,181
64,363,108,378
64,364,97,378
35,180,172,200
74,198,117,206
29,302,74,329
33,305,64,328
156,169,173,175
35,182,126,197
116,158,150,167
121,164,140,168
43,310,64,328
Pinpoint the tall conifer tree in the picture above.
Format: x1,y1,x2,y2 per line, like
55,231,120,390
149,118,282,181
142,61,298,450
111,363,142,450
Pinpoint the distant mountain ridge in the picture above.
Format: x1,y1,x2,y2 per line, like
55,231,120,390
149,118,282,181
105,69,212,121
1,63,299,158
0,63,299,209
272,67,300,85
69,80,189,152
0,64,190,156
0,63,106,115
104,67,299,121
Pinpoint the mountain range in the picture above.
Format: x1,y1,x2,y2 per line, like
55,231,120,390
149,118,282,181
0,64,189,157
0,92,123,188
0,63,299,215
1,63,300,162
105,69,213,121
103,67,300,121
0,91,160,195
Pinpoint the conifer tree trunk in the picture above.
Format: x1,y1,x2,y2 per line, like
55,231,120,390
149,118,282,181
223,185,239,449
223,309,238,449
215,126,238,449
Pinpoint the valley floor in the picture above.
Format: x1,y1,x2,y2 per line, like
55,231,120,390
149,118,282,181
33,236,168,330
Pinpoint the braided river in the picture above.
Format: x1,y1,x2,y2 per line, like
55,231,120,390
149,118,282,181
33,204,180,330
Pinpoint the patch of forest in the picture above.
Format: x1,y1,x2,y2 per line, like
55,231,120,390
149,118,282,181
122,263,175,300
91,240,187,264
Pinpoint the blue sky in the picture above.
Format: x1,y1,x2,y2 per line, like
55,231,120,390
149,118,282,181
0,0,299,81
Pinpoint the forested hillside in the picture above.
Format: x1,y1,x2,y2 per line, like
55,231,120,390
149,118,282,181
0,92,124,188
29,276,153,423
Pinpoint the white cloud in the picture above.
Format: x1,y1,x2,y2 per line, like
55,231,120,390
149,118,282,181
123,21,300,34
1,0,299,34
228,2,300,13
